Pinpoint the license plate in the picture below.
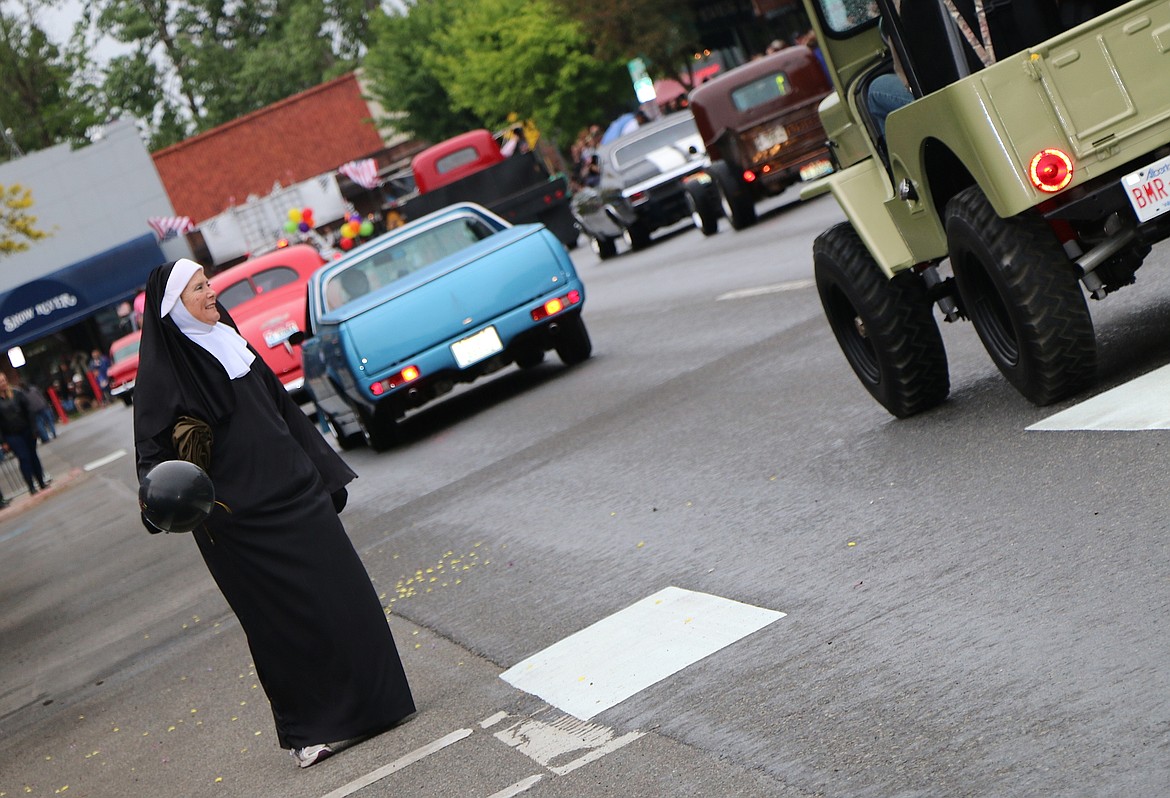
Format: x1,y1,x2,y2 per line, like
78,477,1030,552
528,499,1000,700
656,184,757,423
755,126,788,151
263,321,299,347
451,326,503,368
1122,153,1170,223
800,159,834,181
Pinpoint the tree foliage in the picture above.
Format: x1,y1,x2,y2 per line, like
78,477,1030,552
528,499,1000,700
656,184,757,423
1,0,705,159
547,0,700,82
0,183,49,255
363,0,483,144
91,0,374,149
365,0,631,146
0,2,104,161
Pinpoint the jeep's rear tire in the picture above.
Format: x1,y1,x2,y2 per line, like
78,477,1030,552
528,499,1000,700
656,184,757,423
591,234,617,260
814,222,949,418
945,186,1096,405
554,313,592,366
685,178,721,236
709,161,757,230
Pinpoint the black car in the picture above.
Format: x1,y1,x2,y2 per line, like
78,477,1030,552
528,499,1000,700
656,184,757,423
572,111,721,259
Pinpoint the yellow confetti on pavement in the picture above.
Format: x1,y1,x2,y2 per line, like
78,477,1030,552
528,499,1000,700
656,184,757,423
847,541,856,547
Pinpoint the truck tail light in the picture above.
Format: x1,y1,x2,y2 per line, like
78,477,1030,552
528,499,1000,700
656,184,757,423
742,170,758,183
531,290,582,321
370,365,420,396
1029,148,1073,193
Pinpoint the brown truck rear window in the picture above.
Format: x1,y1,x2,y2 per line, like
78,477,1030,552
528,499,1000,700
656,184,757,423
731,73,792,112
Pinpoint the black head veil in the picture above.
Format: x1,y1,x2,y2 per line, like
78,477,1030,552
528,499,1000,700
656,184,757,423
133,260,241,443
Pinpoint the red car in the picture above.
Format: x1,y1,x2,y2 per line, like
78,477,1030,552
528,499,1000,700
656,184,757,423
210,244,325,402
108,329,142,405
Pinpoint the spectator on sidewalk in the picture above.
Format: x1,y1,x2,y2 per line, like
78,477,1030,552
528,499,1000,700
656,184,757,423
25,382,56,442
90,348,112,402
0,374,51,495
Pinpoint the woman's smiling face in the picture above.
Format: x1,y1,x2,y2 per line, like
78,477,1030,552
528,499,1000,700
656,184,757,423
181,268,220,325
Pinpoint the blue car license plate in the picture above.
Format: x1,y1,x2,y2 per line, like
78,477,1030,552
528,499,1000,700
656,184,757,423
451,326,503,368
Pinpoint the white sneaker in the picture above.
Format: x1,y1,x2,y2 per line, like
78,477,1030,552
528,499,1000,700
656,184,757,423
290,743,333,768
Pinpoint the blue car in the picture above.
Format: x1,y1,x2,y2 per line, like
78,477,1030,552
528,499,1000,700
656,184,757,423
300,203,590,450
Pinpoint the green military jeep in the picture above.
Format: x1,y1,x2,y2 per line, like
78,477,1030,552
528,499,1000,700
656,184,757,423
802,0,1170,416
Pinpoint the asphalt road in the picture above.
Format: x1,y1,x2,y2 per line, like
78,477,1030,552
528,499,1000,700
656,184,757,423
2,193,1168,798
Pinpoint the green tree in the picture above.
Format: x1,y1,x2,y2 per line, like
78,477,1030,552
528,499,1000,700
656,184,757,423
0,3,104,160
428,0,630,141
363,0,483,143
92,0,372,148
0,183,49,255
365,0,630,146
548,0,700,84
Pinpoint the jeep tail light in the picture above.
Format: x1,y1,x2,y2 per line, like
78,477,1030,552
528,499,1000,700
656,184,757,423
742,170,758,183
629,190,650,206
1029,148,1073,193
531,289,582,321
370,365,420,395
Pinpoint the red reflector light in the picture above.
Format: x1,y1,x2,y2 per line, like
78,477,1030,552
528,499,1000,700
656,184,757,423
742,170,757,183
1029,148,1073,193
370,366,420,396
531,290,582,321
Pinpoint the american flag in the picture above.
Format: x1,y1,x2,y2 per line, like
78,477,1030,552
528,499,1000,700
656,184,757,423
148,216,195,239
338,158,380,190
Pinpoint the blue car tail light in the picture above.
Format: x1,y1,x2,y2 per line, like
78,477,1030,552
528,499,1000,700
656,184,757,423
531,290,582,322
371,365,420,395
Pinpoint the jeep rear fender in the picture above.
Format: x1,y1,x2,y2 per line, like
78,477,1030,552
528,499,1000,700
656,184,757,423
822,159,913,278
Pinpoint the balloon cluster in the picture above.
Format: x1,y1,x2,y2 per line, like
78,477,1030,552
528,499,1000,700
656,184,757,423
337,212,375,251
284,207,315,234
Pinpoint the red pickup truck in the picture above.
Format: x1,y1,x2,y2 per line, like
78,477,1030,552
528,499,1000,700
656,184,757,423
388,129,578,249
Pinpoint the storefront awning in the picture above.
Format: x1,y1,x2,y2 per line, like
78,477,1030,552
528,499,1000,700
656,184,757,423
0,234,165,350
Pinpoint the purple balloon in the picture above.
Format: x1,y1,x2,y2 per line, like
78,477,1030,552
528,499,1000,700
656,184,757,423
298,221,310,232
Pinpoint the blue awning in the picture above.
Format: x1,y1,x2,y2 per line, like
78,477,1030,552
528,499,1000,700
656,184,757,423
0,234,165,350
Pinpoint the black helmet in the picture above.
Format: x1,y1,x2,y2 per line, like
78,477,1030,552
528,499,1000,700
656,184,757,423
139,460,215,533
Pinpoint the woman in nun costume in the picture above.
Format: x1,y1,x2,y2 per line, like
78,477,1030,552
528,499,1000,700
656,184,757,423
133,258,415,768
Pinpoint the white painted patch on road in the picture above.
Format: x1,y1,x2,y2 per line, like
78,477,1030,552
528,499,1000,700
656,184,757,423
500,586,784,720
493,711,645,776
716,279,815,301
318,728,471,798
1027,364,1170,431
485,775,543,797
84,449,127,471
480,710,509,728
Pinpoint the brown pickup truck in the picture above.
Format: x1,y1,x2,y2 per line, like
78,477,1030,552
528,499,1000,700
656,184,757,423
689,45,835,229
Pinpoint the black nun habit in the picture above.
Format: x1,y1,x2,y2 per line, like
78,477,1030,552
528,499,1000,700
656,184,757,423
133,259,415,752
